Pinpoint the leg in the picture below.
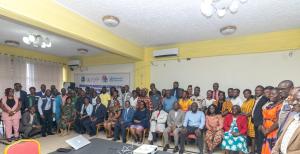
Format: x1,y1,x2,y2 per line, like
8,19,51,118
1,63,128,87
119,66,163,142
40,115,47,136
120,124,128,143
29,127,41,138
82,119,92,134
179,128,188,153
12,119,20,138
163,127,171,146
23,126,33,138
130,127,137,141
3,120,12,139
212,130,224,151
205,130,214,152
251,138,255,153
173,128,181,146
90,121,98,136
136,127,144,143
255,126,263,154
195,129,204,154
45,110,53,134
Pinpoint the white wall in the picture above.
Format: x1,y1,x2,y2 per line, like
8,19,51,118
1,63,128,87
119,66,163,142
151,50,300,96
70,63,135,89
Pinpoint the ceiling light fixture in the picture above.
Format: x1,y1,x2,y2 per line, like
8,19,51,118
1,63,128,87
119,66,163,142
200,0,248,18
4,40,20,47
102,15,120,27
22,34,52,48
220,25,237,35
77,48,88,54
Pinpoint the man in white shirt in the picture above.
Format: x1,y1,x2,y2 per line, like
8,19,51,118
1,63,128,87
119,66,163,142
272,100,300,154
231,88,243,106
203,90,216,109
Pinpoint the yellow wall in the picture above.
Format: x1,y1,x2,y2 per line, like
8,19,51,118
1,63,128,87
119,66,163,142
0,0,144,60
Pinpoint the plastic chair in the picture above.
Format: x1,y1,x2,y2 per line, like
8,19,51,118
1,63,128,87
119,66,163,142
4,139,41,154
96,123,105,136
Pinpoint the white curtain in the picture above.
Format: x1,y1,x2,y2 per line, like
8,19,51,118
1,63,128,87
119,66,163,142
0,54,63,95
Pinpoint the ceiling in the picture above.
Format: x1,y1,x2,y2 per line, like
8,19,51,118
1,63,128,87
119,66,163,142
0,18,106,57
56,0,300,46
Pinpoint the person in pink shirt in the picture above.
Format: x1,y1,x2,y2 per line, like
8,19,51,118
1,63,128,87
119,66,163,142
0,88,21,142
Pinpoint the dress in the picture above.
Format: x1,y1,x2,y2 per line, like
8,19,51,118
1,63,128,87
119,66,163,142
241,98,255,138
221,118,248,153
205,115,224,151
60,104,74,130
261,102,283,154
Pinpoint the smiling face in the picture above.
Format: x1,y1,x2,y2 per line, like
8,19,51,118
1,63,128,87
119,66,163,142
270,89,280,103
208,105,216,114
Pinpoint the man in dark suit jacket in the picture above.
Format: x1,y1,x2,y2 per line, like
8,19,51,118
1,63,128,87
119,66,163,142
36,84,46,97
83,97,107,137
252,85,269,154
19,106,41,138
14,83,28,113
170,81,184,99
113,101,135,143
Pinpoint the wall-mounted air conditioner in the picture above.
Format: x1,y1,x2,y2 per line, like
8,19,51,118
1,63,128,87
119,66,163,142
153,48,179,58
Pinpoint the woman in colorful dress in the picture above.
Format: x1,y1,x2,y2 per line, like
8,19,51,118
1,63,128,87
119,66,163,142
222,105,248,154
104,101,121,138
261,88,283,154
205,104,224,154
241,89,256,153
60,96,75,136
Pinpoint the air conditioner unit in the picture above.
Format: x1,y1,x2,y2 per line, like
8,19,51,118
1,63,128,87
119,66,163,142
153,48,179,58
68,60,81,71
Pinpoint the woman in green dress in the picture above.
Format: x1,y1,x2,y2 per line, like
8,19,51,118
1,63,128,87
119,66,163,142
59,96,75,136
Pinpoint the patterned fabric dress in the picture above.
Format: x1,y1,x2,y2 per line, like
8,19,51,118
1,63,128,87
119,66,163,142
60,104,74,130
241,98,255,138
221,118,248,153
261,102,283,154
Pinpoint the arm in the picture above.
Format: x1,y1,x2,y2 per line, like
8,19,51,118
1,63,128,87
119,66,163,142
166,111,172,126
217,116,224,130
199,112,205,129
14,100,21,112
177,112,185,128
239,115,248,135
223,115,231,132
38,97,43,116
87,105,93,116
205,116,212,130
21,113,31,127
183,112,188,128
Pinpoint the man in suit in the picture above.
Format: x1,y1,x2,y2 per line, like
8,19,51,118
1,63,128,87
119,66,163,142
272,100,300,154
252,85,269,154
163,102,185,153
113,100,135,143
83,96,107,137
38,89,54,137
19,106,41,138
36,84,46,97
170,81,183,99
14,83,27,113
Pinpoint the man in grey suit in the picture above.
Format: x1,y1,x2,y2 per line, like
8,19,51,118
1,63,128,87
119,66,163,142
163,102,185,153
19,106,41,138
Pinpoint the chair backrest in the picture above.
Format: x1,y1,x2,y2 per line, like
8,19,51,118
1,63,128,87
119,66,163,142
4,139,41,154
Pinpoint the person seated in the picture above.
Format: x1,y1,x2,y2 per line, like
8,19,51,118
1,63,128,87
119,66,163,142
178,91,192,112
221,105,248,154
83,96,107,137
130,101,150,144
205,104,224,154
272,99,300,154
179,102,205,154
19,106,41,138
59,96,75,136
148,103,168,145
113,100,135,143
75,97,93,134
163,102,185,152
104,101,121,138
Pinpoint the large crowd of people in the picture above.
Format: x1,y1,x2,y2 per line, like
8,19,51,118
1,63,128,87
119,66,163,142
0,80,300,154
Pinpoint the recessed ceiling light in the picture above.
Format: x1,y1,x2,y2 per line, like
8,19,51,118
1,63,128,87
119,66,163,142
4,40,20,47
102,15,120,27
220,25,237,35
77,48,88,54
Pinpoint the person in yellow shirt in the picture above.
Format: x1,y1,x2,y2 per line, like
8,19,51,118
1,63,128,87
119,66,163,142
179,91,192,112
99,87,111,108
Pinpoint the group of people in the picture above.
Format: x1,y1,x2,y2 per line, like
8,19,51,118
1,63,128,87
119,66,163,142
0,80,299,154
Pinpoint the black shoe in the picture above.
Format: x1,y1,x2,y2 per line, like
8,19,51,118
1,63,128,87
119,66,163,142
47,132,54,135
42,134,47,137
163,144,169,151
149,141,153,145
173,146,179,153
122,140,127,143
89,133,96,137
179,148,184,154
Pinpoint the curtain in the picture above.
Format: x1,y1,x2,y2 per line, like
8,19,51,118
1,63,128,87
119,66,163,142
0,54,63,95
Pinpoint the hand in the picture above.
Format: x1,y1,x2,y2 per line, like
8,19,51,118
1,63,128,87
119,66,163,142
40,115,45,119
263,129,270,136
8,111,14,116
134,120,140,123
232,132,240,137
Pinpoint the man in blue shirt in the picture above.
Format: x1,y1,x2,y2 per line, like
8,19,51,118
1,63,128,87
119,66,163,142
163,90,177,113
179,102,205,154
113,100,135,143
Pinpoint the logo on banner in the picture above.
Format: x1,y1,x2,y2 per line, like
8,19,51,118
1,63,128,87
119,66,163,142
102,75,108,83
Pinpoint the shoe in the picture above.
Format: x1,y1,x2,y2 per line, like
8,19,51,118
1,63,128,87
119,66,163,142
14,137,20,141
163,144,169,151
149,141,153,145
179,148,184,154
47,132,54,135
42,134,47,137
173,146,179,153
122,140,127,144
7,138,12,142
89,133,96,137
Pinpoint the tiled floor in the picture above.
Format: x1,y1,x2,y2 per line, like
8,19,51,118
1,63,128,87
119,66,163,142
0,131,223,154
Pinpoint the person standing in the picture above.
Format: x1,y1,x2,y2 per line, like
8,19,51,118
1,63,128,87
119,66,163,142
129,90,138,109
162,89,177,113
163,102,185,152
252,85,269,154
1,88,21,142
53,89,62,131
231,88,244,107
203,90,216,110
36,84,46,97
27,87,40,110
241,89,256,153
179,103,205,154
61,88,68,106
178,91,192,112
38,89,54,137
19,106,41,138
14,83,27,113
99,87,111,108
190,87,205,111
113,100,135,143
121,85,131,107
261,88,283,154
187,85,193,98
171,81,183,99
212,83,220,101
137,89,153,112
